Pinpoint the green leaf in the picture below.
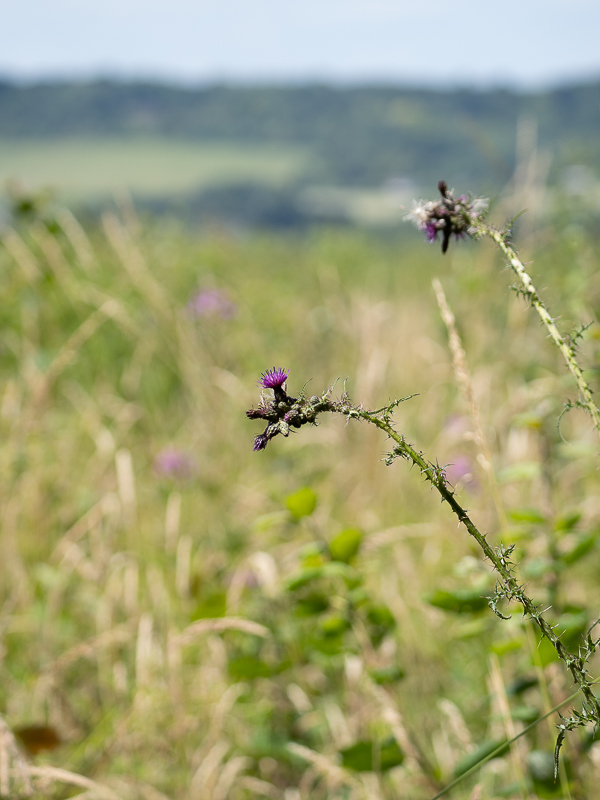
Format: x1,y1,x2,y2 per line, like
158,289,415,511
365,604,396,645
491,638,523,657
192,592,227,620
425,588,489,614
228,656,273,680
340,737,404,772
293,593,329,616
318,612,350,637
454,739,509,778
555,511,582,532
228,655,290,680
285,567,324,591
507,674,537,695
329,528,363,563
508,507,546,524
559,532,596,565
369,665,405,685
285,561,359,591
285,487,317,519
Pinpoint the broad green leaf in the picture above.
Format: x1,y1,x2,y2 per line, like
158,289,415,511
285,487,317,519
369,665,405,685
508,507,546,524
555,511,582,532
340,737,404,772
366,604,396,645
228,656,289,680
192,592,226,620
507,674,537,695
228,656,273,680
318,612,349,637
491,638,523,657
293,593,329,616
559,532,596,565
329,528,362,563
285,561,358,591
425,588,489,614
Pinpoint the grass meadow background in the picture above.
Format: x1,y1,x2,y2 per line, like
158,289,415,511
1,139,600,798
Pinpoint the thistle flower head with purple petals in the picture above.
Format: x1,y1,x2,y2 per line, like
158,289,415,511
258,367,290,390
247,368,325,451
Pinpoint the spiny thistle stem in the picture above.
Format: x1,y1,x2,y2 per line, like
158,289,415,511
479,223,600,432
247,374,600,773
407,181,600,434
347,404,600,718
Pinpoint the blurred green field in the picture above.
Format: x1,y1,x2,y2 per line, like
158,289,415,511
0,198,600,799
0,138,308,201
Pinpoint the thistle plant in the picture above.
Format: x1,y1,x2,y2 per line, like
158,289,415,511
248,183,600,788
408,181,600,433
247,373,600,783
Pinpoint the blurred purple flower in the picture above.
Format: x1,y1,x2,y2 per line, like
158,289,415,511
154,447,195,480
187,288,236,319
443,414,470,439
425,220,439,243
445,456,478,491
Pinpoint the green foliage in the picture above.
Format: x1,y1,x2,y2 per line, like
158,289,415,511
329,527,363,563
285,486,317,519
3,79,600,227
425,588,489,614
369,665,405,685
339,737,404,772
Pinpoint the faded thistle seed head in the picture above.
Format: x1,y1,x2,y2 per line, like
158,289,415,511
405,180,488,253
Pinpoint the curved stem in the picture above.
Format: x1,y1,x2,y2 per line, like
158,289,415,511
481,223,600,433
330,401,600,723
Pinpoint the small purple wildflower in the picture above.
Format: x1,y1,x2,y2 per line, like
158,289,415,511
154,447,195,480
187,288,236,319
258,367,290,390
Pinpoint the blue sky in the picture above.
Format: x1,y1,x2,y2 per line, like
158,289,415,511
2,0,598,88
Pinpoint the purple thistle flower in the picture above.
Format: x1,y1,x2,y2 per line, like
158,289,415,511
258,367,290,390
253,433,269,451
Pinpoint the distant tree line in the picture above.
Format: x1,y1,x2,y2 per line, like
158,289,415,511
1,78,600,193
